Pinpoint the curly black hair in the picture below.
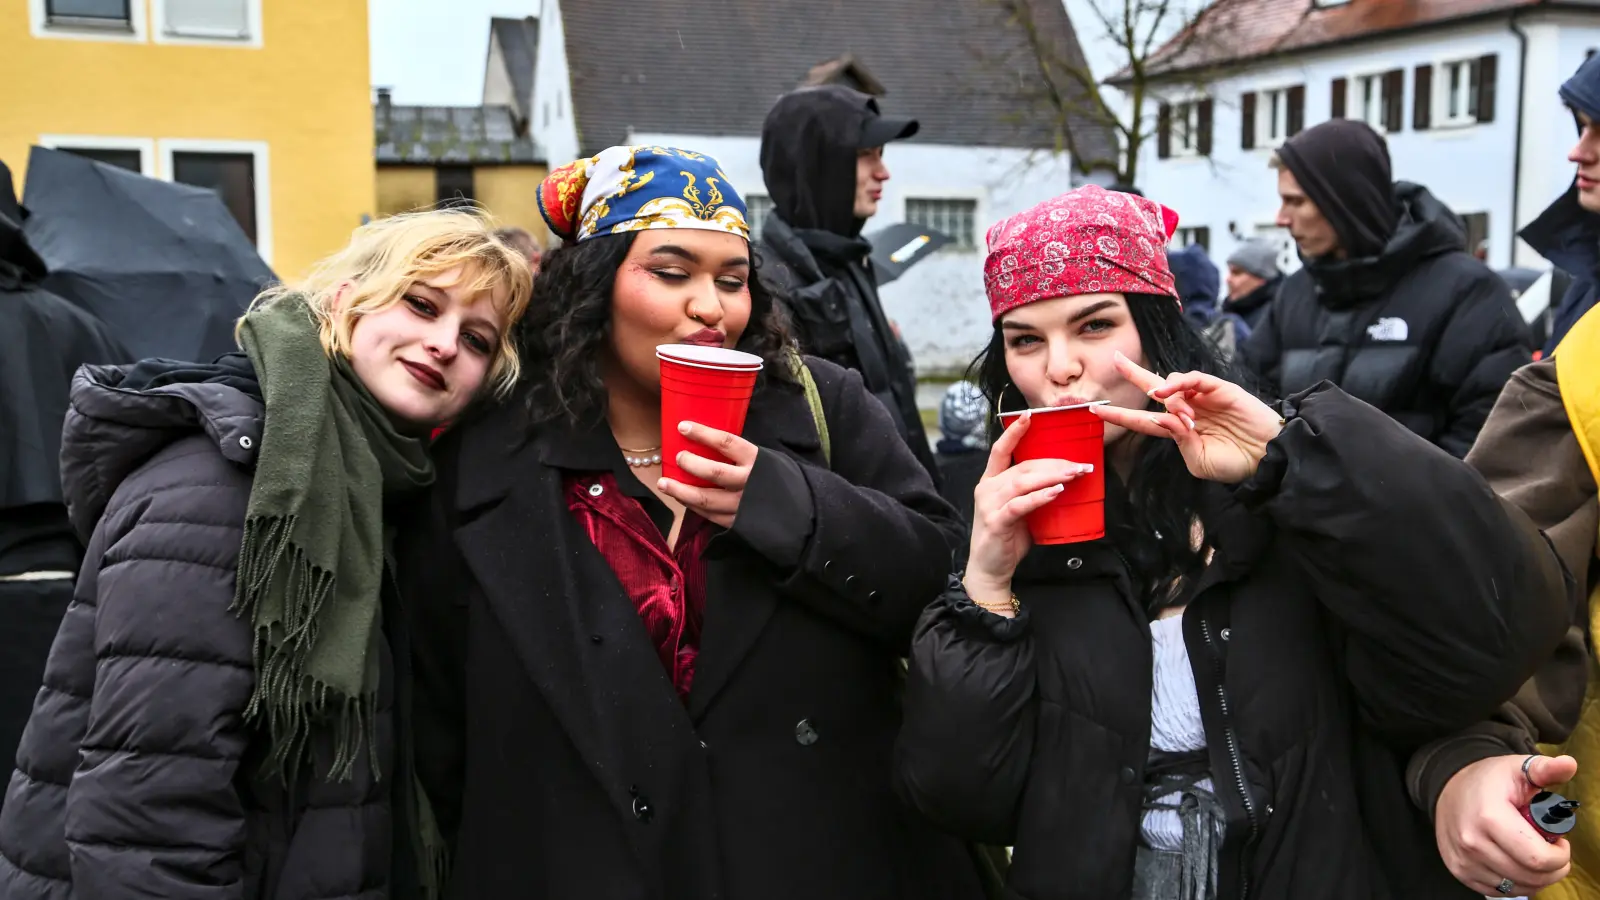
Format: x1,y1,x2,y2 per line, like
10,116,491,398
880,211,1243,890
517,232,794,426
971,294,1255,615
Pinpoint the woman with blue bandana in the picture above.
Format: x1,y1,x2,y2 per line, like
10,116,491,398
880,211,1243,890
396,147,988,900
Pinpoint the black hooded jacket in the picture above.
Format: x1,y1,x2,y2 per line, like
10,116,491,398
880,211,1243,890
1242,182,1530,458
0,162,130,575
758,87,936,479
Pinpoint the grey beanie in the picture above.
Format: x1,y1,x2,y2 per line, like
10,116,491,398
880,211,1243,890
1226,239,1280,280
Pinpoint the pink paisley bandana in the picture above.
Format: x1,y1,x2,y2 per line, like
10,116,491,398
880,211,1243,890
984,185,1182,320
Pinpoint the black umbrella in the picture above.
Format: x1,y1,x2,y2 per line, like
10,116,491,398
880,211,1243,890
867,222,955,286
21,146,276,363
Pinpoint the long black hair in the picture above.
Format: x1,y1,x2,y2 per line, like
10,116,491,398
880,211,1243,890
971,294,1249,614
517,232,794,426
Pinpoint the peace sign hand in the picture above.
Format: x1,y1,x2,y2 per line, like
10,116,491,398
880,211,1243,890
1092,351,1283,485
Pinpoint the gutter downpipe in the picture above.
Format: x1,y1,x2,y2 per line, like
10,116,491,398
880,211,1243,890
1510,9,1530,266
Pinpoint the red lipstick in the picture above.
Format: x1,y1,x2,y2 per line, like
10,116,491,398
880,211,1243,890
401,360,445,391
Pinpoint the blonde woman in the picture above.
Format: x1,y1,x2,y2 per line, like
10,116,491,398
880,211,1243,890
0,209,532,900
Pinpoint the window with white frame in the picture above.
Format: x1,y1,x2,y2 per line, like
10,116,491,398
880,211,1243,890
906,198,978,252
1261,89,1288,145
1356,74,1387,130
45,0,130,26
1442,59,1481,124
1172,100,1201,156
40,135,156,177
156,0,257,42
1173,226,1211,252
745,194,775,239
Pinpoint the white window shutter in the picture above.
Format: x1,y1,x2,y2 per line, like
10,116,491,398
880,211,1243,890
164,0,249,37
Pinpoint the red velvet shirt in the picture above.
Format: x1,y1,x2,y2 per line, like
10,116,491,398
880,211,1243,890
562,470,716,701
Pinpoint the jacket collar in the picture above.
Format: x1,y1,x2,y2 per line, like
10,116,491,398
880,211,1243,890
1522,183,1600,279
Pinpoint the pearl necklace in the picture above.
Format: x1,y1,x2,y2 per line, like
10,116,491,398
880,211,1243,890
621,446,662,468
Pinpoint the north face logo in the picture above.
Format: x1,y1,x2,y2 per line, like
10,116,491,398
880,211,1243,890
1367,317,1409,341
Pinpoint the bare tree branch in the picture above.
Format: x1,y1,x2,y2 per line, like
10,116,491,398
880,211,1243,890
984,0,1221,187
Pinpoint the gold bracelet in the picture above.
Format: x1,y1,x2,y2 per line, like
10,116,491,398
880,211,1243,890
975,594,1021,615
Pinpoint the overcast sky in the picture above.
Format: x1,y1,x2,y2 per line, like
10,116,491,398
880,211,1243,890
367,0,1205,106
368,0,539,105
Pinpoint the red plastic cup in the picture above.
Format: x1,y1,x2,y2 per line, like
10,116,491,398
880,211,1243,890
657,345,764,488
996,403,1107,544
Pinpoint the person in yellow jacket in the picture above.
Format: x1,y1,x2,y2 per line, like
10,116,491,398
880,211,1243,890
1414,300,1600,898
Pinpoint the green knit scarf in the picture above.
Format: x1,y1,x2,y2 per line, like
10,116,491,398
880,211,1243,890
234,294,434,781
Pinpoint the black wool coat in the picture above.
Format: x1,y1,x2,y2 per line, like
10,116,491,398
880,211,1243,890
395,357,987,900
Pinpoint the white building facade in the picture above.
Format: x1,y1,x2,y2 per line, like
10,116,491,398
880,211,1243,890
529,0,1111,376
1134,6,1600,275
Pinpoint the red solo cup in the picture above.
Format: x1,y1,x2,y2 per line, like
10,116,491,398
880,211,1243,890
996,403,1107,544
657,345,764,488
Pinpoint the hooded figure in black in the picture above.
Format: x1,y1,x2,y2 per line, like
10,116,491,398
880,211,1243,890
758,85,938,479
0,159,129,789
1241,120,1531,458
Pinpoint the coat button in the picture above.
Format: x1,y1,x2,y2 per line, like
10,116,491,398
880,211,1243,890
590,634,603,644
632,795,653,822
1120,766,1137,785
588,483,604,497
1067,557,1083,570
867,590,881,604
1220,628,1231,642
844,575,857,589
795,719,819,746
238,435,253,450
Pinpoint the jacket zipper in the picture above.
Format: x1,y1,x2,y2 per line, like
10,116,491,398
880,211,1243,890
1201,614,1258,900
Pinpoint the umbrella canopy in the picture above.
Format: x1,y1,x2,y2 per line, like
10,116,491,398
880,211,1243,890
867,222,955,286
21,146,276,362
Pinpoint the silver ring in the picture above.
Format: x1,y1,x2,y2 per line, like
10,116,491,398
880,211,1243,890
1497,877,1516,895
1523,754,1540,787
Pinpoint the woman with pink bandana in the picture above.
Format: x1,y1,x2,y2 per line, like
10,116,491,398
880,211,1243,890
892,186,1572,900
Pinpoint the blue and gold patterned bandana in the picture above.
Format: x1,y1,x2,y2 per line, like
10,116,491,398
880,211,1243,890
537,145,750,244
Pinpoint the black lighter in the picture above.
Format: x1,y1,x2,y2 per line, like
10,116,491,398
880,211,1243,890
1521,791,1581,844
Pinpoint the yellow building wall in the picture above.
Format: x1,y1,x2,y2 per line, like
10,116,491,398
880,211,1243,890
475,164,550,246
374,164,551,247
0,0,374,280
375,166,437,217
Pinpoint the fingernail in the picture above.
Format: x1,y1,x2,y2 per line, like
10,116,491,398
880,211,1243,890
657,478,670,489
678,421,693,434
1048,484,1066,495
1079,464,1095,474
1181,414,1195,429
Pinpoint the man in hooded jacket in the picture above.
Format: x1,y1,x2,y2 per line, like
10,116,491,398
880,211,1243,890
1524,53,1600,355
1241,119,1531,458
0,160,129,789
758,85,938,479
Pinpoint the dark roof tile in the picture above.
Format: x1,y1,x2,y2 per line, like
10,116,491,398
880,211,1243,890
556,0,1115,163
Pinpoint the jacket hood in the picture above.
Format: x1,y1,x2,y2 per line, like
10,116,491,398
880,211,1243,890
1562,53,1600,123
0,160,47,281
60,361,262,543
1167,244,1220,321
1302,181,1467,307
760,85,883,237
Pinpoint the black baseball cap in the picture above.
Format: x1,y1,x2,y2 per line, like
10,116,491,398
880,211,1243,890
858,97,919,148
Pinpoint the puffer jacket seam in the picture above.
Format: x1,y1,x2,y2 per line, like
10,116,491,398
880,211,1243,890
79,746,244,760
9,767,68,789
98,555,238,574
0,853,68,885
93,652,251,670
66,837,237,853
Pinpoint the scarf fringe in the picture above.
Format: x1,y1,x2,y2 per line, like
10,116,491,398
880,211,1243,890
233,513,378,783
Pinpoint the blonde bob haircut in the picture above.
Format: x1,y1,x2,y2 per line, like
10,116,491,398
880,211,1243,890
242,208,535,398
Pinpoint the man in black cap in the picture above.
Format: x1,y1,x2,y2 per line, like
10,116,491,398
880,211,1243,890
758,84,937,478
0,159,129,790
1240,119,1530,457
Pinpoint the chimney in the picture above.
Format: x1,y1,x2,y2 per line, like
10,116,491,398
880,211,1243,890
377,87,393,126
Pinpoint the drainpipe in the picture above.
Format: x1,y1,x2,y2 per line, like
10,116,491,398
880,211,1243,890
1509,11,1529,266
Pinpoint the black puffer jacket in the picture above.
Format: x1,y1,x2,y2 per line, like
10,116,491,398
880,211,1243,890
1241,183,1531,458
0,364,399,900
894,384,1572,900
